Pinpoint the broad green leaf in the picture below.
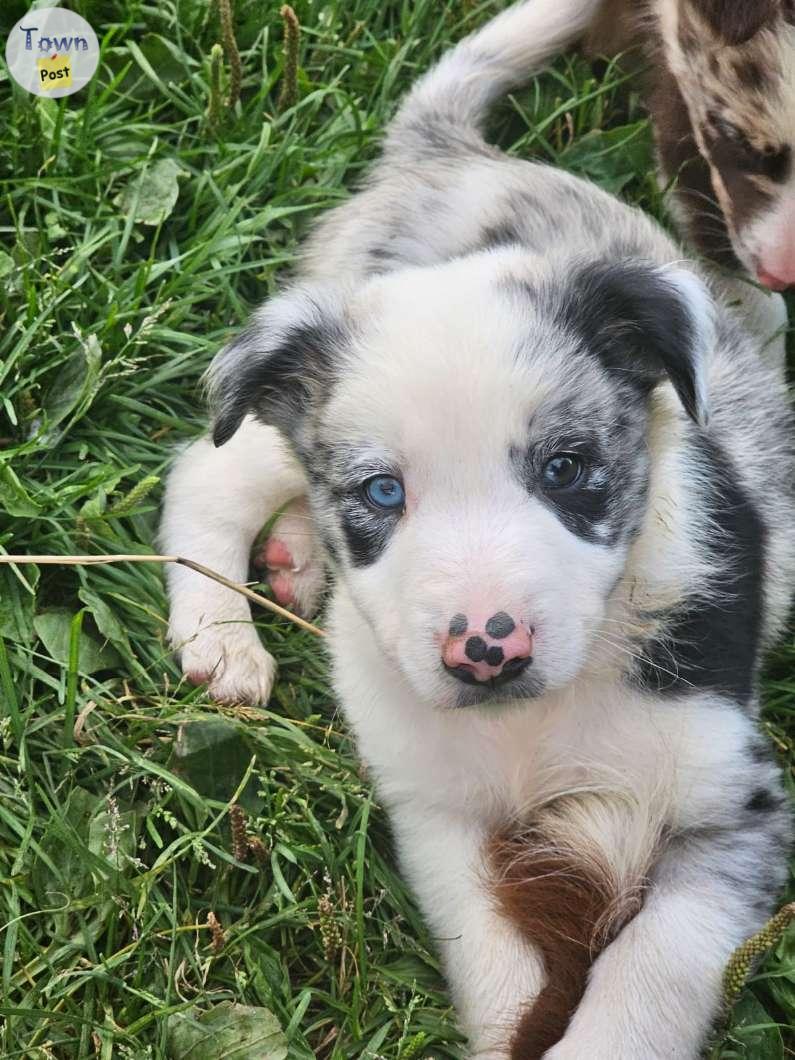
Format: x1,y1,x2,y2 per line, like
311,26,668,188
0,250,15,280
78,587,141,669
34,609,122,674
378,954,445,992
560,121,652,195
40,333,103,444
723,991,784,1058
166,1002,288,1059
171,719,262,812
116,158,185,226
31,786,101,912
0,566,39,642
120,34,189,101
87,801,139,877
0,464,41,516
30,788,135,942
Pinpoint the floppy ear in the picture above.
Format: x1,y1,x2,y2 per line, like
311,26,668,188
557,260,713,425
208,285,349,447
686,0,777,45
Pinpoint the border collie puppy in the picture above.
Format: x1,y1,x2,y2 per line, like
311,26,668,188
161,1,794,1055
589,0,795,298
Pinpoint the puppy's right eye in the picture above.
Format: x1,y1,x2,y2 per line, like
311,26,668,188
363,475,405,511
541,453,584,490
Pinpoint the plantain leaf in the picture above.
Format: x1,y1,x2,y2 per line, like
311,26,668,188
166,1001,288,1059
0,463,41,516
560,121,652,195
116,158,185,226
171,719,262,812
723,992,784,1058
34,609,121,674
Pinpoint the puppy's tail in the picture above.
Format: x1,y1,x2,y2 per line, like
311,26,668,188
385,0,602,156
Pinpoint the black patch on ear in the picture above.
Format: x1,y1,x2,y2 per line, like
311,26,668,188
687,0,777,45
211,317,345,447
554,261,703,423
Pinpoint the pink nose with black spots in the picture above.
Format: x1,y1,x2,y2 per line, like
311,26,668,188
441,611,533,686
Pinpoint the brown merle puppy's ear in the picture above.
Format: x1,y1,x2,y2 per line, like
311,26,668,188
554,260,713,425
208,285,348,447
685,0,778,45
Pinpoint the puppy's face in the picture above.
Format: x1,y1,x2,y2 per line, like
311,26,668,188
212,252,710,709
666,0,795,287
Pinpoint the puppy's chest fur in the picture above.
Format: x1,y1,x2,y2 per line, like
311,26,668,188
331,585,738,836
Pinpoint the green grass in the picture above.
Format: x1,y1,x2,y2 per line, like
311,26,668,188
0,0,793,1056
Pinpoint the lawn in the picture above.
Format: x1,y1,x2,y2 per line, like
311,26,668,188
0,0,793,1056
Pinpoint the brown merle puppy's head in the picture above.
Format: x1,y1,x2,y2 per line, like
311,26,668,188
655,0,795,287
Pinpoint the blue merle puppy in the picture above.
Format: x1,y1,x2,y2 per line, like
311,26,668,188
160,0,795,1054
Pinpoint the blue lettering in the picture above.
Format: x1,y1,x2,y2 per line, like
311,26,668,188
38,36,52,52
20,25,38,50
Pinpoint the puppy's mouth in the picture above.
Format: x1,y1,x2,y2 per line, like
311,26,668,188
448,669,546,709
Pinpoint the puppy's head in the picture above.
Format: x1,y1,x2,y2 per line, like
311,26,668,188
211,251,712,710
664,0,795,287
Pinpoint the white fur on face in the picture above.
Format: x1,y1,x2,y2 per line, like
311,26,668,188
307,256,635,710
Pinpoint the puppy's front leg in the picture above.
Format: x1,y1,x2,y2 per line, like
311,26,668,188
544,823,786,1059
160,417,307,704
391,804,545,1058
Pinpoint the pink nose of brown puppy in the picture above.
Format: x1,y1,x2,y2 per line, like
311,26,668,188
442,611,533,686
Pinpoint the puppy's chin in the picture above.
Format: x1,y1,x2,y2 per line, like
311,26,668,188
448,671,547,710
396,659,549,713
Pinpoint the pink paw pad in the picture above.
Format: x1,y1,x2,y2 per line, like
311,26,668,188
263,538,295,570
269,570,296,606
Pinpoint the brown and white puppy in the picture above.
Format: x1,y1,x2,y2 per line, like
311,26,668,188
589,0,795,292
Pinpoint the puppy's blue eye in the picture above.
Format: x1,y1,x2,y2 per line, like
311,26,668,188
541,453,583,490
363,475,405,510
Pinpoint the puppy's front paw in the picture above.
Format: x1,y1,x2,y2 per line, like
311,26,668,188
175,624,277,706
253,499,325,617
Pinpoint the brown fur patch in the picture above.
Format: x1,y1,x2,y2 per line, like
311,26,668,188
685,0,778,46
488,828,646,1060
649,62,741,266
582,0,639,60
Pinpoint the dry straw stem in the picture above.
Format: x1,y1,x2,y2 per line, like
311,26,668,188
278,5,300,111
0,553,325,638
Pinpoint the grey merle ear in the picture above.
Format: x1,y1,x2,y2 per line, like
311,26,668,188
686,0,777,45
556,260,712,425
208,285,348,447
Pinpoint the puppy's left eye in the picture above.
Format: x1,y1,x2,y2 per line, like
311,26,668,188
363,474,405,510
541,453,583,490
